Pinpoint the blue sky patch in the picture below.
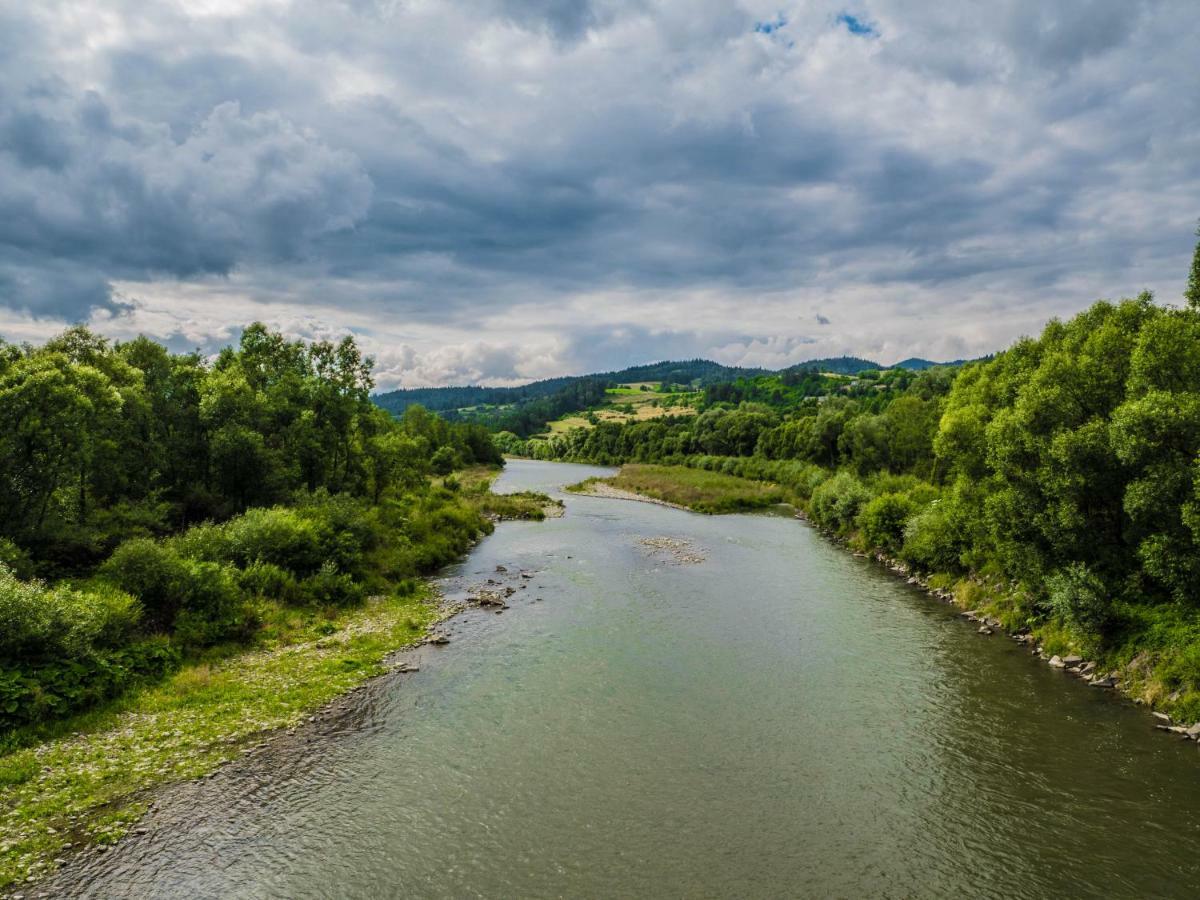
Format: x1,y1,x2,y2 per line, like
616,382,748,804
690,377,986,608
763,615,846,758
837,13,877,37
754,15,787,35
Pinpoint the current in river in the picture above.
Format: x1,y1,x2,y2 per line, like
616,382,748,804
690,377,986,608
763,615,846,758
48,460,1200,898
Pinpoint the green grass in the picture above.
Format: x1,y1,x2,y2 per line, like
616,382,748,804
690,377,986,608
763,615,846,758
0,467,552,891
572,464,788,514
0,590,442,890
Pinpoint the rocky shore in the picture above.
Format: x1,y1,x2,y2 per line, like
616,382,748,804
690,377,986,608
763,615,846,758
794,509,1200,750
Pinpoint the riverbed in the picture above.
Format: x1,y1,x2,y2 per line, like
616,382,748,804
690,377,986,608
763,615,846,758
47,459,1200,898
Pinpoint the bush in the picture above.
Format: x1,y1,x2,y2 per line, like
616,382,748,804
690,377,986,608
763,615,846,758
222,507,323,575
172,561,254,648
0,538,32,579
859,492,919,554
238,560,300,603
900,500,962,572
300,562,365,607
0,566,142,661
1048,563,1114,638
101,539,190,630
431,446,459,476
102,540,251,644
809,472,871,533
0,637,177,732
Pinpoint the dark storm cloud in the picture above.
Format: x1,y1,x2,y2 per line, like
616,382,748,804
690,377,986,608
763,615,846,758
0,0,1197,382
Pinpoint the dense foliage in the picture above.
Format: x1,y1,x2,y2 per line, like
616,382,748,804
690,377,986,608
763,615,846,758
0,325,504,735
502,278,1200,690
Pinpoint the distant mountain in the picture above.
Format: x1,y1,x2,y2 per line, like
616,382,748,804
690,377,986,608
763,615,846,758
372,354,973,417
780,356,882,376
372,359,768,416
891,357,978,370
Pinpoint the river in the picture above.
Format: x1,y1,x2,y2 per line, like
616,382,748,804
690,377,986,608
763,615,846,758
48,459,1200,898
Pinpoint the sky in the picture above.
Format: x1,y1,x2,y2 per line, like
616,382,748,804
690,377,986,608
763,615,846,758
0,0,1197,388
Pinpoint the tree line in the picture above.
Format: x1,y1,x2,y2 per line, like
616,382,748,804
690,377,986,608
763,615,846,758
0,324,502,737
499,234,1200,704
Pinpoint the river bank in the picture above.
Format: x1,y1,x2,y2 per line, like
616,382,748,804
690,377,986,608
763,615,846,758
588,462,1200,749
23,459,1200,898
0,474,555,895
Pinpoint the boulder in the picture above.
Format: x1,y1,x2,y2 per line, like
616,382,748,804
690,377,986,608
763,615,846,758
1048,655,1066,668
1153,711,1172,724
978,626,993,635
1187,723,1200,739
1062,655,1084,667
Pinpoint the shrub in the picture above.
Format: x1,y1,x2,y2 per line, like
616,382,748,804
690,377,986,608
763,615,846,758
431,446,459,476
171,561,254,648
300,562,365,607
238,560,300,603
101,539,190,630
859,492,919,554
1048,563,1114,638
167,521,229,563
900,500,962,573
0,566,142,661
0,636,177,732
222,507,322,575
809,472,871,533
0,538,32,579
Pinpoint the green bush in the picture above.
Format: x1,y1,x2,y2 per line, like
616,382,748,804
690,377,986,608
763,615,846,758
300,562,365,607
238,560,300,603
171,560,253,648
431,446,459,476
809,471,871,533
859,492,919,554
0,538,32,579
101,539,190,630
0,637,177,732
1048,563,1114,638
0,566,141,661
900,500,962,572
222,507,324,575
167,521,229,563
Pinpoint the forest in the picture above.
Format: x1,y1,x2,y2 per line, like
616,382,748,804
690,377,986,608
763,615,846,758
0,324,504,738
498,246,1200,708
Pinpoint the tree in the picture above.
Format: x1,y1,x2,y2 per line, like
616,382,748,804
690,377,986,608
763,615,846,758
1187,222,1200,310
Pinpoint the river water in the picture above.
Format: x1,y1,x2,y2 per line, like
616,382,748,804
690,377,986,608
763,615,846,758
50,460,1200,898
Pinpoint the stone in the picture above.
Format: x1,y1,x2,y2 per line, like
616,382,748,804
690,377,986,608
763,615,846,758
1153,711,1172,724
1062,655,1084,667
978,626,992,635
494,565,507,573
1048,655,1066,668
1187,723,1200,739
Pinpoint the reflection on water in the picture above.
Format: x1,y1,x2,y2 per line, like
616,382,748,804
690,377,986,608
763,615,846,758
49,460,1200,899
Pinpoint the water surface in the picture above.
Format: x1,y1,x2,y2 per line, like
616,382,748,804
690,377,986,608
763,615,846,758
54,460,1200,898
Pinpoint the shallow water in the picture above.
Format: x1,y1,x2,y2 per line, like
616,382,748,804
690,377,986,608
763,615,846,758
52,460,1200,898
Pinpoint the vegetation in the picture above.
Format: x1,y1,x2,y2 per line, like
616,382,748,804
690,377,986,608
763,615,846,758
0,323,562,887
570,465,786,514
0,323,517,738
491,237,1200,720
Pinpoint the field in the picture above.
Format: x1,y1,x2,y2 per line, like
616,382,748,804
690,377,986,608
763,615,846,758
569,464,788,514
542,383,700,435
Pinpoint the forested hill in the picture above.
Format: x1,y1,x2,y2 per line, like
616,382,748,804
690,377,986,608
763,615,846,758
372,354,953,417
371,359,770,416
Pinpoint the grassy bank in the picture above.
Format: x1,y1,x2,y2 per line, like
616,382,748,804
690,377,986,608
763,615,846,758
0,472,552,892
568,464,787,514
0,589,440,891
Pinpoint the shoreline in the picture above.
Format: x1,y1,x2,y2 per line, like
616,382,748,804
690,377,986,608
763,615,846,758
25,560,548,899
0,476,551,896
588,478,1200,750
566,479,692,512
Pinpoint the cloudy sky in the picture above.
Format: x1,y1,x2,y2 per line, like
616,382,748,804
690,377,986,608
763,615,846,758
1,1,1197,387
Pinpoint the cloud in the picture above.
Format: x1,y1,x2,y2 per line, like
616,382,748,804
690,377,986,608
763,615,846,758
0,0,1197,380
